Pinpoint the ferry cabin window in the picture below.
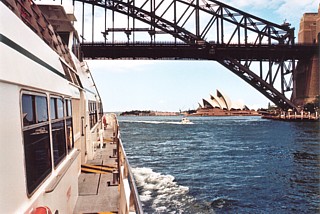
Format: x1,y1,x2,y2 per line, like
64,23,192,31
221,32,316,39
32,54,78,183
88,101,97,129
58,32,70,46
36,96,49,123
66,99,72,117
98,102,104,120
50,97,66,166
22,94,51,195
60,61,82,87
61,62,73,83
65,99,74,151
22,95,35,126
22,95,49,125
57,98,64,118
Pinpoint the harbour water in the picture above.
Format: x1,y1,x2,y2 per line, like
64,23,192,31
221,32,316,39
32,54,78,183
119,116,320,213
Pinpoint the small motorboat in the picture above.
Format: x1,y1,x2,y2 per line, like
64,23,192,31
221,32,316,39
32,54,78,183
181,117,192,124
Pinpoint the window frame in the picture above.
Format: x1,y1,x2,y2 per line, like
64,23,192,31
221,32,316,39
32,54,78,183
88,100,98,129
21,91,75,196
65,98,74,152
21,91,52,196
50,95,67,168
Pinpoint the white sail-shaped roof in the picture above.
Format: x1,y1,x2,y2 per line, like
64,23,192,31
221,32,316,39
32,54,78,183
243,105,250,110
230,101,244,110
199,89,251,111
217,89,232,110
210,94,223,109
202,98,220,108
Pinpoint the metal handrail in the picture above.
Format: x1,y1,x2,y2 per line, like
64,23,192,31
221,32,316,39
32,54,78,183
112,113,144,214
119,137,144,214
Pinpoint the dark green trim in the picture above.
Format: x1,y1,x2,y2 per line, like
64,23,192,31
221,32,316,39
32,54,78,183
0,33,66,79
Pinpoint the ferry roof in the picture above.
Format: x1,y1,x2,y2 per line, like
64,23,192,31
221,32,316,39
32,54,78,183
38,5,77,33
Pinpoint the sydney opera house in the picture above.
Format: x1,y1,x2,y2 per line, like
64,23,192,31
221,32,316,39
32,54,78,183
192,89,260,116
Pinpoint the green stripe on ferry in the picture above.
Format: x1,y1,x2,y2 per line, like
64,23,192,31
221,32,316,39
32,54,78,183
0,33,66,79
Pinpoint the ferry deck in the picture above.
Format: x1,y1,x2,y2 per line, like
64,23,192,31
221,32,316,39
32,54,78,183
74,116,118,213
74,114,142,213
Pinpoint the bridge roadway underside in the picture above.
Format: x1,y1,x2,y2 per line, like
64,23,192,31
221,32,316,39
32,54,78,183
80,43,316,60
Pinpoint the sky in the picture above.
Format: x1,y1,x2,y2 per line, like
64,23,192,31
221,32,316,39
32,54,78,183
75,0,318,112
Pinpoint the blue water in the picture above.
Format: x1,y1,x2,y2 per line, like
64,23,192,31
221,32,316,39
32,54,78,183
119,116,320,213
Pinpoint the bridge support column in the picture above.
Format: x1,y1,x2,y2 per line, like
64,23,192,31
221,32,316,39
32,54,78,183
292,56,319,107
292,6,320,108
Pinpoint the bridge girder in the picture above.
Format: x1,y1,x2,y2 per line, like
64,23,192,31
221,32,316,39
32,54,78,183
74,0,315,110
76,0,294,45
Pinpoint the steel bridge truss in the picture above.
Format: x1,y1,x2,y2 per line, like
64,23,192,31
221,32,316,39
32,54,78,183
74,0,316,110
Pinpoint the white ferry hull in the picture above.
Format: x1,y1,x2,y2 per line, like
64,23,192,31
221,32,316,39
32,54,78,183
0,2,93,213
0,0,142,212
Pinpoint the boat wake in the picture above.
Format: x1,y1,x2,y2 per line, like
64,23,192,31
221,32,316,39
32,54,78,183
120,120,194,125
132,167,193,212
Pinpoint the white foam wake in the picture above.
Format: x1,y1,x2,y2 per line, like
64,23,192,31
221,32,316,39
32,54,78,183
132,167,191,212
120,120,194,125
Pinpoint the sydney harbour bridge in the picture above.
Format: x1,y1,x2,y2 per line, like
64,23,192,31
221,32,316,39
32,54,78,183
73,0,318,111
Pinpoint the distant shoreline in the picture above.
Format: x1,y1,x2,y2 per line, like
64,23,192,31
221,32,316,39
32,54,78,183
119,109,261,117
120,110,180,116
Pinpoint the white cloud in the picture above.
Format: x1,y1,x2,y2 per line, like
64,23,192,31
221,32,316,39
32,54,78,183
276,0,319,24
224,0,281,10
224,0,318,24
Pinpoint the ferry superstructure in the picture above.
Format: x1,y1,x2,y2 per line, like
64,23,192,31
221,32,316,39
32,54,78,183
0,0,141,213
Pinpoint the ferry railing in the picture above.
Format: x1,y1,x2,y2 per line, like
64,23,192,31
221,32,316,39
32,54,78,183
110,114,143,214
